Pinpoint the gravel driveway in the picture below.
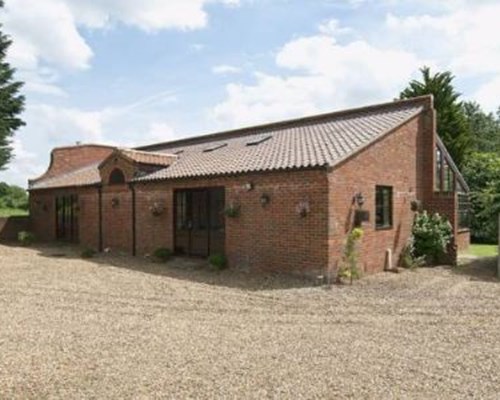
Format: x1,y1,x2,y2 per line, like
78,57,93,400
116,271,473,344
0,244,499,399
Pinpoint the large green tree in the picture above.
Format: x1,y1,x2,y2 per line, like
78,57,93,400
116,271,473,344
462,152,500,243
462,101,500,153
400,67,471,168
0,0,25,170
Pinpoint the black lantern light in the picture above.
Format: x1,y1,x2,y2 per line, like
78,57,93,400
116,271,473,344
353,192,365,208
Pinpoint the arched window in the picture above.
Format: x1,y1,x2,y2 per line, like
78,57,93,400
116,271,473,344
109,168,125,185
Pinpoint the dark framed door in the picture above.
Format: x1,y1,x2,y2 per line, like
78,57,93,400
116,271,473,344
174,187,225,257
55,194,79,242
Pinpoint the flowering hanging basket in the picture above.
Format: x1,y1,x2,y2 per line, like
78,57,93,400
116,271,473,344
149,201,165,216
224,203,241,218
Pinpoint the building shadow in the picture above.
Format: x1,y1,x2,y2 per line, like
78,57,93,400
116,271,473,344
5,242,315,291
452,256,498,282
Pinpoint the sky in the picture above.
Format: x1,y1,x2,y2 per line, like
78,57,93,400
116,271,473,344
0,0,499,187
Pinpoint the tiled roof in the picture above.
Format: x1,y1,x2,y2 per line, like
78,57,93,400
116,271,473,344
30,163,101,190
134,98,427,181
29,96,431,190
117,148,176,166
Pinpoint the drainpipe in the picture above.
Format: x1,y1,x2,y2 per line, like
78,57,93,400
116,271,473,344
98,186,103,252
130,183,137,256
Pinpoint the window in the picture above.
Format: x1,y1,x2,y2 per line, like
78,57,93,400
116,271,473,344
246,135,272,146
203,143,227,153
435,148,442,192
109,168,125,185
458,193,471,230
442,160,454,192
375,186,393,229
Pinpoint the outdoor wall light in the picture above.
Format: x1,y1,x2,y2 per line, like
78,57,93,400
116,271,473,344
111,197,120,208
260,193,270,206
353,192,365,208
296,200,310,218
244,182,254,191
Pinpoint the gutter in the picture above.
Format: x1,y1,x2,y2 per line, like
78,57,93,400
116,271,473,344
130,183,137,256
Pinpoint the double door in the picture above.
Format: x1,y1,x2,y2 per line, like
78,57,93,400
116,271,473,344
174,187,225,257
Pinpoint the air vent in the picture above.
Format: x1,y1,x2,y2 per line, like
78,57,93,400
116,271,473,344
203,143,227,153
246,135,272,146
174,150,184,155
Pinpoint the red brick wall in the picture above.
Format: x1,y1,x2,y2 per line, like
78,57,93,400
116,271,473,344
30,187,100,246
33,145,114,182
327,114,426,274
0,216,31,241
101,185,133,253
133,169,329,274
30,191,56,241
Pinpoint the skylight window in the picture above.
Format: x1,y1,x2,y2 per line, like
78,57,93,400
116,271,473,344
203,143,227,152
246,135,272,146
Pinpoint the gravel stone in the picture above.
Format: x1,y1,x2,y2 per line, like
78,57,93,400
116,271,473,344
0,244,499,399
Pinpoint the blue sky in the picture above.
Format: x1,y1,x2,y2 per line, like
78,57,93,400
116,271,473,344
1,0,499,187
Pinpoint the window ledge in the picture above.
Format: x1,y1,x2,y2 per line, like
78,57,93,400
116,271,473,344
375,225,393,231
457,228,470,234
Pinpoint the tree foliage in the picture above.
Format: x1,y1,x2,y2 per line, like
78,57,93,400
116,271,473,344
0,0,25,170
0,181,28,210
462,101,500,154
400,66,471,168
462,152,500,243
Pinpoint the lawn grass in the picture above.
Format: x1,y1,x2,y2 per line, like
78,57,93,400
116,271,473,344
468,244,498,257
0,208,29,217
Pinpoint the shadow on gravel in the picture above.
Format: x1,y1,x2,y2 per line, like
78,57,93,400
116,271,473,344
5,242,314,291
452,256,498,282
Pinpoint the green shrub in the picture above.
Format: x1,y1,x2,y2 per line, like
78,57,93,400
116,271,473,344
17,231,34,246
208,254,228,270
412,211,453,264
338,228,364,284
153,247,172,262
81,248,96,259
400,236,426,269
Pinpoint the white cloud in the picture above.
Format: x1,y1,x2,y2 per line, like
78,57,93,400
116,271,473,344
212,34,420,127
212,1,500,127
2,0,93,70
474,76,500,113
386,3,500,76
212,64,242,75
148,122,177,142
1,0,240,72
318,18,353,36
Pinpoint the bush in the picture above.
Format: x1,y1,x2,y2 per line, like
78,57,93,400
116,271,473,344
208,254,228,270
81,248,96,259
400,236,426,269
412,211,453,264
153,247,172,262
17,231,34,246
338,228,364,284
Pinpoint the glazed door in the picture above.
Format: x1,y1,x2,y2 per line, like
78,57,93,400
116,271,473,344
55,195,79,242
174,188,225,257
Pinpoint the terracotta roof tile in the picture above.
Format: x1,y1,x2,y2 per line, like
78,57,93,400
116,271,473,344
119,149,176,166
135,99,426,181
30,97,431,189
30,163,101,190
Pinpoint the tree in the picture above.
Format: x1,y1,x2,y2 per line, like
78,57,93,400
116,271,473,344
461,152,500,243
0,181,28,210
400,67,471,168
462,101,500,153
0,0,25,170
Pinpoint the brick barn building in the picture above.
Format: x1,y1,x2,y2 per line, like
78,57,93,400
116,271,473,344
28,95,470,275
